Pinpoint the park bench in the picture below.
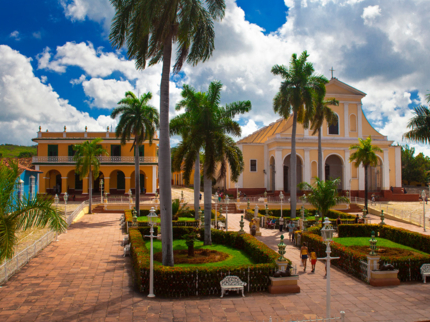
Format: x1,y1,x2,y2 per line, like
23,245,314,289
218,222,225,230
122,235,129,246
123,244,131,257
420,264,430,283
220,276,247,298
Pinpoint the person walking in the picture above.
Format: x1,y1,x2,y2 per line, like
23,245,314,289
309,248,317,273
300,242,309,272
288,221,294,241
279,216,284,232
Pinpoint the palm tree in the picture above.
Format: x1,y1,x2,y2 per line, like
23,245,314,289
299,178,349,224
111,91,159,215
349,137,383,211
110,0,226,267
73,138,108,214
171,81,251,244
403,105,430,144
0,160,67,263
310,93,339,180
271,51,327,218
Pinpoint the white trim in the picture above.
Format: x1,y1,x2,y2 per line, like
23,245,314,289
282,152,305,165
344,150,351,191
358,164,365,190
383,149,390,190
357,104,363,138
249,159,258,172
304,128,309,137
349,113,357,132
327,113,340,136
304,149,311,184
238,144,244,188
125,177,131,179
61,177,68,179
344,103,349,138
323,153,345,164
395,147,401,187
264,144,268,189
275,150,283,190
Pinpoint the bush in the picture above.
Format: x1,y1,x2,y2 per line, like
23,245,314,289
129,227,282,297
17,151,35,158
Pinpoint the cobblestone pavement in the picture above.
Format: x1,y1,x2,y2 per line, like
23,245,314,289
1,212,430,322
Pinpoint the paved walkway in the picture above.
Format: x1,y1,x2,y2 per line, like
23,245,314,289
1,212,430,322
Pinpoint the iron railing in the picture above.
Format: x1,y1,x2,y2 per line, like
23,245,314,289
32,156,158,163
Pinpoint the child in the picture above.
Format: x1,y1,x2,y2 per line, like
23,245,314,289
300,242,309,272
309,248,317,273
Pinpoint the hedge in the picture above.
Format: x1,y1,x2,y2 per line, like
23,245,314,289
129,227,281,297
245,208,355,220
302,226,430,282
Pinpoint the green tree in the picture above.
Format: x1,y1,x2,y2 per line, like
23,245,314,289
73,138,108,214
0,161,67,263
171,81,250,245
299,178,349,224
310,92,339,180
271,51,327,217
403,105,430,144
349,137,383,210
400,144,430,184
110,0,226,267
111,91,159,215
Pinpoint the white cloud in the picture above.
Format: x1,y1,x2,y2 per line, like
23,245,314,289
362,5,381,25
60,0,114,30
82,78,134,108
0,45,116,145
40,75,48,83
70,74,86,85
240,119,260,140
32,31,42,39
9,31,20,41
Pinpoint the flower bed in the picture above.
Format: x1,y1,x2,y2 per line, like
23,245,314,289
129,227,281,297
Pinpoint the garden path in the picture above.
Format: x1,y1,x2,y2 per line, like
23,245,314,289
0,212,429,321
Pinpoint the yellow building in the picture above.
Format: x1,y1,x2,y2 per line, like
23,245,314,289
32,127,158,196
230,78,402,198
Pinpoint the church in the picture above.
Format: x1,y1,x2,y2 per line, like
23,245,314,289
222,77,408,200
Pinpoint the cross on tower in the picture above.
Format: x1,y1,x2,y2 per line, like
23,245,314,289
330,67,335,79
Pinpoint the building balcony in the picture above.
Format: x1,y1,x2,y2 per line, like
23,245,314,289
32,156,158,164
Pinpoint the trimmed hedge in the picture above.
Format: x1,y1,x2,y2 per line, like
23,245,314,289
247,208,355,219
129,227,281,297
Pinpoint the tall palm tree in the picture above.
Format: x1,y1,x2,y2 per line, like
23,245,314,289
111,91,160,215
171,81,251,244
349,137,383,211
110,0,226,267
271,51,327,218
299,178,349,224
403,105,430,144
73,138,108,214
310,93,339,180
0,160,67,263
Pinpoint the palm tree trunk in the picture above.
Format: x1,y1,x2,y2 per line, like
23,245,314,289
135,143,140,215
159,35,174,267
203,163,212,245
318,128,323,181
194,152,200,220
88,168,92,214
290,111,298,218
364,165,368,211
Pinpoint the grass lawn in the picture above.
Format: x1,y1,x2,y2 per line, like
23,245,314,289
334,237,428,255
146,239,257,267
137,216,195,223
0,144,36,158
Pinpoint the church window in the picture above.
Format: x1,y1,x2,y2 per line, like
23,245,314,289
250,159,257,172
328,114,339,135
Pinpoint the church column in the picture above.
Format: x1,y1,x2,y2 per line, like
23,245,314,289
304,129,309,137
264,144,268,190
304,149,311,184
382,150,390,190
61,177,68,194
344,150,351,191
357,103,363,138
344,103,349,138
275,149,283,191
238,144,244,189
358,164,365,191
395,147,402,187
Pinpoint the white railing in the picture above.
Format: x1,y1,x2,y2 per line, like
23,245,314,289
32,156,158,163
353,197,428,227
262,312,345,322
66,200,88,226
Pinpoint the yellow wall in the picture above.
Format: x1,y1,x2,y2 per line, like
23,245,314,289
242,145,265,188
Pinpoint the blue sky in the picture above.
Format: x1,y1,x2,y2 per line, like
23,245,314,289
0,0,429,155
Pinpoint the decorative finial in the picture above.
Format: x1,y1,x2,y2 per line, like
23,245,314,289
39,126,41,132
64,126,66,132
46,129,49,132
107,126,109,132
85,126,87,132
330,67,335,79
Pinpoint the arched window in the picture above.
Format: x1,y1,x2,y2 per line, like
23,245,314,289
350,114,357,132
328,114,339,135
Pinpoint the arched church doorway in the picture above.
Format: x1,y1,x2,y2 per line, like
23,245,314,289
325,155,343,190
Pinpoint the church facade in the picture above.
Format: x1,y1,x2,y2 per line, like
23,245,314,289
229,78,403,199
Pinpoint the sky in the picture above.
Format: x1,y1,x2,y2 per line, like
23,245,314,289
1,0,430,155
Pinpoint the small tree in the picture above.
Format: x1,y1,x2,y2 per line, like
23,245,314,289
299,178,349,224
184,231,198,257
171,199,190,221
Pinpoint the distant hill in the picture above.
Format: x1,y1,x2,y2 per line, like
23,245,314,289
0,144,37,158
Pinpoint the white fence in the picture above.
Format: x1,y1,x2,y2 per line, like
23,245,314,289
0,199,89,285
33,156,158,163
353,197,428,227
262,312,345,322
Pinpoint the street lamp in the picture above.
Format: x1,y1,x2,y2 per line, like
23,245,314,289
64,192,68,216
225,195,229,232
279,191,284,218
104,191,108,210
128,188,133,209
214,192,218,229
100,178,104,203
54,194,59,211
320,217,339,319
422,190,426,232
17,179,24,201
146,207,157,298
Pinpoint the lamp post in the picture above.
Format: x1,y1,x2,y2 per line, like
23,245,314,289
236,183,239,200
320,217,339,319
17,179,24,201
422,190,426,232
128,188,133,209
214,192,218,229
104,191,108,210
54,194,60,241
279,191,284,218
64,192,68,216
146,207,157,297
225,195,229,232
100,178,104,203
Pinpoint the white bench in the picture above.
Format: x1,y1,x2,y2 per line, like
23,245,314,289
122,235,129,246
123,244,131,257
218,222,225,230
420,264,430,283
220,276,247,298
